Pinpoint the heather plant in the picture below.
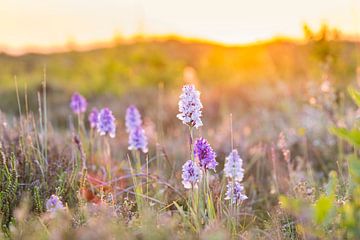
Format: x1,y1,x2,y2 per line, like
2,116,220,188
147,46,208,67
0,81,83,238
0,150,18,235
277,86,360,239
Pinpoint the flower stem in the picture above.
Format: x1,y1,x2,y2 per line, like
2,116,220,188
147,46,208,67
189,126,194,161
104,137,111,181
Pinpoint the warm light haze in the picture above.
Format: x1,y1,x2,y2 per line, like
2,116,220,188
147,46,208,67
1,0,359,54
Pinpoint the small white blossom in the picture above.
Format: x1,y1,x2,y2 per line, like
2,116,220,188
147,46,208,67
46,195,64,213
177,84,203,128
181,160,202,189
225,181,248,204
224,149,244,181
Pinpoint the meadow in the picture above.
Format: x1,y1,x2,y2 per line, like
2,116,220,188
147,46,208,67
0,26,360,239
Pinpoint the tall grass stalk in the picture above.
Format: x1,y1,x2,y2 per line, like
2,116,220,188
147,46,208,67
182,126,203,232
103,137,112,181
156,82,165,173
42,67,48,165
129,150,145,212
228,113,237,236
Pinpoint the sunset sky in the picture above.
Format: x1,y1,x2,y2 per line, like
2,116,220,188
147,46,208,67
1,0,359,53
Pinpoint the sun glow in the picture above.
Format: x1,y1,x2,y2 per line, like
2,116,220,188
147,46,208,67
0,0,359,54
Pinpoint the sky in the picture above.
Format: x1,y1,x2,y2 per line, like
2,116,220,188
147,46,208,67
0,0,359,53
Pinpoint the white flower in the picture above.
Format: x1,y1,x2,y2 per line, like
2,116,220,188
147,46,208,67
177,84,203,128
46,194,64,213
224,149,244,181
181,160,202,189
225,181,248,204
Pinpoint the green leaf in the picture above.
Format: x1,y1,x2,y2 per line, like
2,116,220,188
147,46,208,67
325,171,338,196
313,194,335,225
330,127,360,147
279,195,302,215
348,86,360,107
173,201,197,232
342,202,355,227
206,194,216,220
347,154,360,183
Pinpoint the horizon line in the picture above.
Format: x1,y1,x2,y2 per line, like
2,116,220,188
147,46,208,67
1,32,359,57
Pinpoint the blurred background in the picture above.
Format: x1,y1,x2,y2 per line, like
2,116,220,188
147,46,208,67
1,0,360,191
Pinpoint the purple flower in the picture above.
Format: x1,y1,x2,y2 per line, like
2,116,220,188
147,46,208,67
128,126,148,153
181,160,202,189
225,181,248,205
224,149,244,181
70,92,87,114
97,108,116,138
177,84,203,128
194,138,217,171
88,108,99,128
46,194,64,212
125,105,142,133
